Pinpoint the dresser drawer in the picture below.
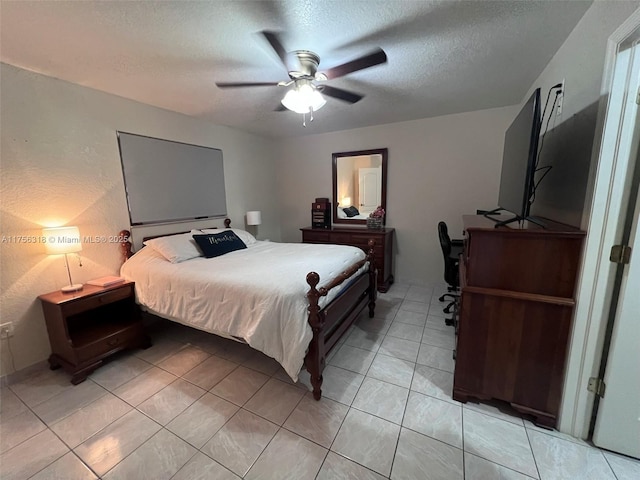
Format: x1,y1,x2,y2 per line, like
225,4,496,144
330,233,352,245
303,231,331,243
301,226,394,293
350,236,384,252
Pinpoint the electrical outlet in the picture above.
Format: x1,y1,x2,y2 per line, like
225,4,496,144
556,78,565,116
0,322,14,339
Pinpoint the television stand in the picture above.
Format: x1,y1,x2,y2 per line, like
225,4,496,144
480,208,504,219
488,215,547,229
494,215,524,228
453,215,586,428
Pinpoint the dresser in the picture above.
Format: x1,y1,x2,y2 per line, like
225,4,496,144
301,226,394,292
453,215,585,427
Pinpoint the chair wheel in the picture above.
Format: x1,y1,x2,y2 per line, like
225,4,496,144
438,294,446,302
445,317,455,326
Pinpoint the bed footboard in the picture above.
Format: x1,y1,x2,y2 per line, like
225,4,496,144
305,240,377,400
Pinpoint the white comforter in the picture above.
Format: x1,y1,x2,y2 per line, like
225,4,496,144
120,241,366,380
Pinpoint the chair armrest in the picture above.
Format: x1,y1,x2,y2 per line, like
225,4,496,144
451,239,464,247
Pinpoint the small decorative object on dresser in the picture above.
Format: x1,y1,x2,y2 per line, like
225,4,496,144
311,197,331,229
39,281,151,384
366,206,385,229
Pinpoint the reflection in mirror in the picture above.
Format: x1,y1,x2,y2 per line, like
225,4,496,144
332,148,388,225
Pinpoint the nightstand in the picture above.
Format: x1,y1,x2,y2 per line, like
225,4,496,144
39,281,150,384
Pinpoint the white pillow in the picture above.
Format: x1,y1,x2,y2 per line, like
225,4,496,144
201,228,257,246
143,230,203,263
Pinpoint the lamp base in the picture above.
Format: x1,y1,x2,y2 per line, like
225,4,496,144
61,284,83,293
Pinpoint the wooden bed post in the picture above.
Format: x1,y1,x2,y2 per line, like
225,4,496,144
368,239,377,317
305,271,325,400
120,230,133,262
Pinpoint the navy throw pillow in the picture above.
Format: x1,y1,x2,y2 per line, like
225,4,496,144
192,231,247,258
343,206,360,217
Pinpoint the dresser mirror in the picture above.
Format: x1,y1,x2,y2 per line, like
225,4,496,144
332,148,388,225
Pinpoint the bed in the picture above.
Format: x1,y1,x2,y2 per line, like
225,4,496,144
118,219,376,400
336,207,370,220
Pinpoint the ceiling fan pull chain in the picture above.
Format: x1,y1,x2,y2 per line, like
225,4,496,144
302,112,307,127
310,107,314,123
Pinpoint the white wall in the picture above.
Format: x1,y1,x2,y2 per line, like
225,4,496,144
275,107,517,285
519,1,640,436
525,1,639,122
0,63,279,376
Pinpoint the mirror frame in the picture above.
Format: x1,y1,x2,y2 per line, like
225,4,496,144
332,148,388,226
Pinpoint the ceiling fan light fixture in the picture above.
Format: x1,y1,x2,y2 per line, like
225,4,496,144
281,83,326,114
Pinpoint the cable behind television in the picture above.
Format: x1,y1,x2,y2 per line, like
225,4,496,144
530,84,563,205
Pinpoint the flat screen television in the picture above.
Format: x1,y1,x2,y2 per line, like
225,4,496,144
529,101,597,229
491,88,542,227
117,132,227,225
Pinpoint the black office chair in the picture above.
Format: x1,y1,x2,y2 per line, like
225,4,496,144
437,222,464,325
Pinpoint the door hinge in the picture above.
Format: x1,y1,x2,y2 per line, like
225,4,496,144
588,377,606,397
610,245,631,264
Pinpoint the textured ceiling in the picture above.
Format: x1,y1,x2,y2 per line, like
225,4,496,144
0,0,592,138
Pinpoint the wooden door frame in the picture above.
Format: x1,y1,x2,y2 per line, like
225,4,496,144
559,8,640,438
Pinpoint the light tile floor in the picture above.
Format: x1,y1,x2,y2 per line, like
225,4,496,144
2,283,640,479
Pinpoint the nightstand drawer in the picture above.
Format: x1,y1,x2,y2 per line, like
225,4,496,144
75,323,142,362
62,285,133,317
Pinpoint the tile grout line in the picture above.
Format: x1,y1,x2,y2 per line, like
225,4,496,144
8,283,639,479
523,421,543,480
4,377,114,479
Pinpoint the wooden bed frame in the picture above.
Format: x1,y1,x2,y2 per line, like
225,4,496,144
118,219,377,400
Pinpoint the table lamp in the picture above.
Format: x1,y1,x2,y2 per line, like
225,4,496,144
246,211,262,226
246,211,262,239
43,226,83,292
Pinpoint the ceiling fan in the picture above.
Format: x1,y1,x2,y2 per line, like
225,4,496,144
216,31,387,125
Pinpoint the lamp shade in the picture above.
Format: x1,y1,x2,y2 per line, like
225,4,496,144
43,226,82,255
246,211,262,226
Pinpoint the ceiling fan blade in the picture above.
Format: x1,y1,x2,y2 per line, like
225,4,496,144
261,30,289,68
319,85,363,104
274,103,287,111
323,48,387,80
216,82,280,88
